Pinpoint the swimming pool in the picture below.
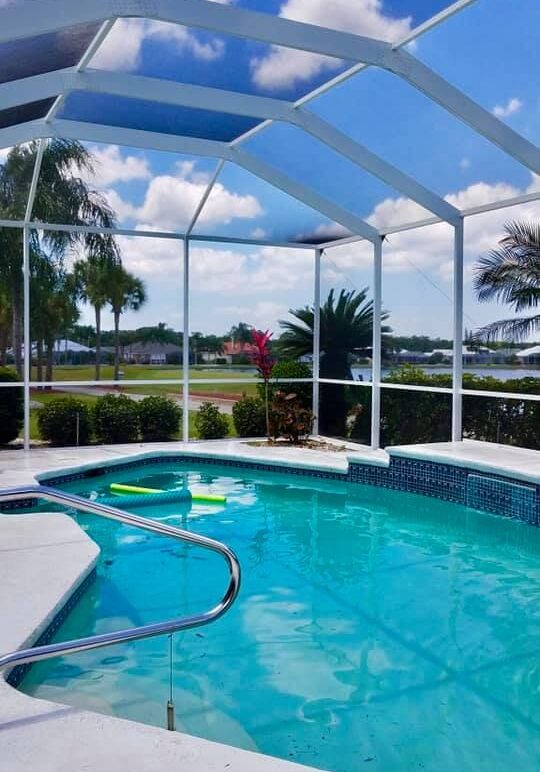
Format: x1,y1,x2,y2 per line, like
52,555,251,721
22,462,540,772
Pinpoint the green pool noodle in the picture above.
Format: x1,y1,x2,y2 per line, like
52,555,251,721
109,482,226,504
110,483,164,495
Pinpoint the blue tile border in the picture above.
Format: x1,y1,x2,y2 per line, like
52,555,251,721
2,451,538,527
5,567,97,688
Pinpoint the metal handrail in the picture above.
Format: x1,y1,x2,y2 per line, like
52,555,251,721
0,485,241,673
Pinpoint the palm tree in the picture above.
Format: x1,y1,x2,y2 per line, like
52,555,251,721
74,251,118,380
0,139,118,376
31,256,79,383
473,220,540,342
279,288,390,437
108,264,147,380
228,321,253,346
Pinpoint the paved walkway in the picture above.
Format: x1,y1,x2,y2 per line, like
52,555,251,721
50,385,236,414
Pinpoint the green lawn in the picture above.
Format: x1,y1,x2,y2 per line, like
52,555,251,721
30,365,258,398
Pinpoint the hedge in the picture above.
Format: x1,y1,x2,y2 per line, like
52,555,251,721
0,368,23,445
349,367,539,450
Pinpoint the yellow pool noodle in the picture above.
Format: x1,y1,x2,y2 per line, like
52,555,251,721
110,483,163,495
191,493,227,504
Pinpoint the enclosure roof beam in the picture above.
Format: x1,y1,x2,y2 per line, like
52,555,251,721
385,49,540,175
46,119,378,242
0,120,44,149
0,69,459,223
0,216,317,250
320,190,540,249
0,0,389,64
1,0,538,175
231,147,379,243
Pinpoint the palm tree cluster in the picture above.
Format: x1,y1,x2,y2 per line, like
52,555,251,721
473,220,540,342
0,140,146,381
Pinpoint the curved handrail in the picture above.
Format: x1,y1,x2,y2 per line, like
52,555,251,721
0,485,241,672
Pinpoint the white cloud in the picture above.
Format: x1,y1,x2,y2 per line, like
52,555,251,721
328,173,540,284
107,162,262,231
85,145,151,186
103,189,139,221
0,146,11,163
140,173,262,232
251,0,412,91
221,300,286,330
92,18,225,71
493,97,523,119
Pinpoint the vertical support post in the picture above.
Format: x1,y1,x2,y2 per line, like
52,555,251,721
22,138,46,451
22,226,30,451
312,248,322,436
452,217,464,443
182,237,190,444
371,236,383,450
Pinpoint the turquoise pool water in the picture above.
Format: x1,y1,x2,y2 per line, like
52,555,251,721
22,463,540,771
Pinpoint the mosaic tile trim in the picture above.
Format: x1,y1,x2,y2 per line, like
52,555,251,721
6,567,97,688
12,451,540,526
466,474,537,525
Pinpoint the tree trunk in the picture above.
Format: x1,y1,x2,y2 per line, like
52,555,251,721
36,339,43,384
45,338,54,386
12,290,23,379
114,310,120,382
94,305,101,381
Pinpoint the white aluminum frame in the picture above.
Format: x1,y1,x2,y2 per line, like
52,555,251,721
0,0,538,452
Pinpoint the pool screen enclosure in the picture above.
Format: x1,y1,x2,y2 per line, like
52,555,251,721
0,0,539,449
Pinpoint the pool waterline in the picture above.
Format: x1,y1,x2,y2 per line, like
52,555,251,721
21,461,540,772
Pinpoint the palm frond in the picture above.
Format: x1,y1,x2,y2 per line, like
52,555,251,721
473,314,540,343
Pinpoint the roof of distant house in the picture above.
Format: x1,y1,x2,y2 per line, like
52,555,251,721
222,341,257,357
516,345,540,357
53,339,93,353
125,342,182,355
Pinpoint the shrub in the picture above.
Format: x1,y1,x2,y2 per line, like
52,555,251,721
0,368,23,445
138,395,182,441
258,360,313,408
93,393,140,444
194,402,230,439
232,396,266,437
37,398,92,446
349,366,539,450
270,390,314,444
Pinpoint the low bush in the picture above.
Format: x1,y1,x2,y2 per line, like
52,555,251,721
232,395,266,437
37,397,92,446
138,395,182,441
0,368,23,445
194,402,229,439
258,360,312,408
93,393,140,444
270,390,314,444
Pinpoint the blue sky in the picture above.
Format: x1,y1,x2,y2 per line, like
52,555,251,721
40,0,539,339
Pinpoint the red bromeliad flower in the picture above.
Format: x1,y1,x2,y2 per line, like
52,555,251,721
251,328,274,381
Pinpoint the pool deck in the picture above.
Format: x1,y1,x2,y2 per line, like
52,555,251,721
0,513,325,772
0,437,537,489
